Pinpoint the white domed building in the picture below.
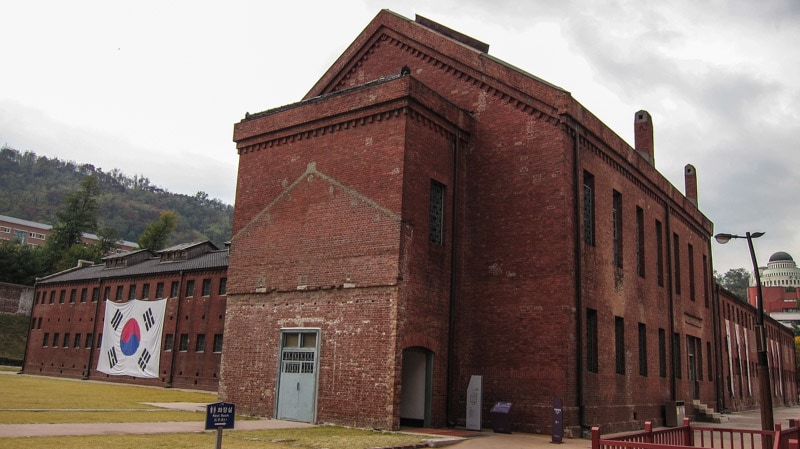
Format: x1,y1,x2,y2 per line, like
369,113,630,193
757,251,800,288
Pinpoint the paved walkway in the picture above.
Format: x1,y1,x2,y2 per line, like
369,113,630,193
2,401,800,449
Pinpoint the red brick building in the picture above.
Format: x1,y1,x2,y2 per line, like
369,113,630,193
22,241,227,391
220,10,795,435
716,286,796,413
0,214,137,252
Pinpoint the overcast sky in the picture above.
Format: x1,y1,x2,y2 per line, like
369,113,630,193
1,0,797,274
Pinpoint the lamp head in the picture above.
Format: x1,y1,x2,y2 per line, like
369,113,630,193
714,233,732,244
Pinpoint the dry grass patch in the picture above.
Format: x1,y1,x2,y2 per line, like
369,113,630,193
2,427,430,449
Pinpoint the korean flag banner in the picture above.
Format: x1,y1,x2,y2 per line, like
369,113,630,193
97,298,167,378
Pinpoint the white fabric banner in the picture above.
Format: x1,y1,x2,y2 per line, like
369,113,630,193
97,299,167,378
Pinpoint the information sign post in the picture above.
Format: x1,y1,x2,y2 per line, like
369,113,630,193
206,402,235,449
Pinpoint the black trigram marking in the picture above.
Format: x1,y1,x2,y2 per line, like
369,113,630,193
138,348,151,371
111,309,123,330
107,347,118,367
142,308,155,331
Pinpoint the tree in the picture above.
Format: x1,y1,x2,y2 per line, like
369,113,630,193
47,175,100,254
44,175,115,272
137,211,179,251
0,240,48,285
715,267,750,301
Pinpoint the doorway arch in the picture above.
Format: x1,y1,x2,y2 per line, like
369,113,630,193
400,346,433,427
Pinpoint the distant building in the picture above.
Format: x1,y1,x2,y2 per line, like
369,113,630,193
22,241,227,391
757,251,800,288
0,214,137,253
717,286,795,413
747,252,800,314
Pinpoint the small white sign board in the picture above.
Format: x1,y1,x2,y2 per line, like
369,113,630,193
466,375,482,430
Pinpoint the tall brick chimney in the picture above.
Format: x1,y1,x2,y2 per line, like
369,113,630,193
684,164,698,206
634,110,654,165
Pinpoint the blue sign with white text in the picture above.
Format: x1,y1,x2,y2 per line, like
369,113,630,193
206,402,236,430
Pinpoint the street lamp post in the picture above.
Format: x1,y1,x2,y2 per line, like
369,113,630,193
714,231,773,432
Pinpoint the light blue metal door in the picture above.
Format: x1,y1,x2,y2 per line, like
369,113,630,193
276,331,318,422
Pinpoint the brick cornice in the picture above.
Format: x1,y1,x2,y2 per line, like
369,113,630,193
331,30,563,126
237,106,405,155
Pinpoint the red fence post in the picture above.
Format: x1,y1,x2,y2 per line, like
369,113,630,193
645,422,653,443
789,438,799,449
592,427,601,449
682,417,693,447
766,423,779,449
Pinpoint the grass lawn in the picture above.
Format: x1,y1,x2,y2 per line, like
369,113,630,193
2,427,430,449
0,374,433,449
0,374,217,424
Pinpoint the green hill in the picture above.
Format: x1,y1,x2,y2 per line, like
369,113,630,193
0,146,232,247
0,314,28,366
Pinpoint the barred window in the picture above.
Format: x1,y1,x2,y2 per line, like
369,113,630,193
688,244,696,301
612,190,623,268
638,323,647,376
170,281,179,298
429,180,445,245
195,334,206,352
202,279,212,297
656,220,664,286
615,316,625,375
636,206,645,277
673,233,681,295
583,171,595,245
213,334,224,352
659,328,667,378
156,282,164,299
164,334,174,352
219,278,227,296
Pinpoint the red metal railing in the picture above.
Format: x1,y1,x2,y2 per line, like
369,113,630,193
592,418,800,449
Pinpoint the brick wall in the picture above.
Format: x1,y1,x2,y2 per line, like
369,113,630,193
25,270,227,390
0,282,33,315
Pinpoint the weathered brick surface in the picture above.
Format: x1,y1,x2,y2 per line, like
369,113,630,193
0,282,33,315
223,10,796,434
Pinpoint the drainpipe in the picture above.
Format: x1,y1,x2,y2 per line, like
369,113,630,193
84,278,105,380
446,134,461,427
569,122,587,432
166,271,185,388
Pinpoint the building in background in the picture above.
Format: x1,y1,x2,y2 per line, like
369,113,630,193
0,214,137,253
220,10,795,435
747,251,800,314
22,241,227,391
716,286,796,413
